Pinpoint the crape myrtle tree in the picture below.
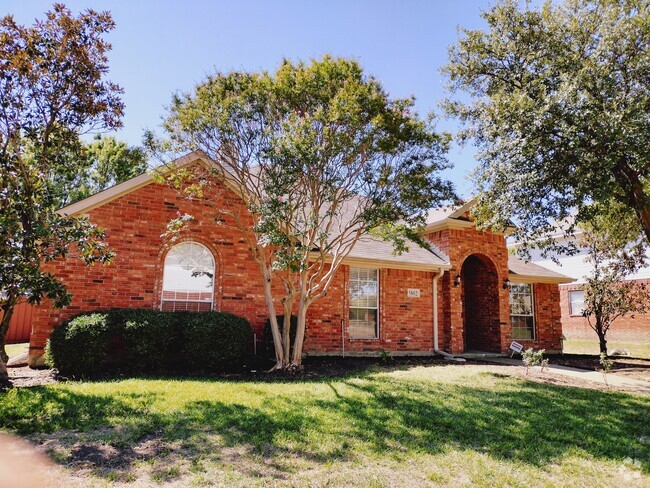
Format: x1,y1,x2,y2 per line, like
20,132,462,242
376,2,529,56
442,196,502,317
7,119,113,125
443,0,650,256
579,214,649,355
0,5,122,385
152,57,455,370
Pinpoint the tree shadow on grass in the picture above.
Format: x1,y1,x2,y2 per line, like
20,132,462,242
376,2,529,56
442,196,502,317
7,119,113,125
320,373,650,471
0,386,332,480
0,370,648,481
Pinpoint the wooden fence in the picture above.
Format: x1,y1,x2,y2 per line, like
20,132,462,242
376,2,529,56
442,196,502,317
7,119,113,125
2,302,34,344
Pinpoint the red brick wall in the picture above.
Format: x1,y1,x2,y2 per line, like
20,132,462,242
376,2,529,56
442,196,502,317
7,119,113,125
560,281,650,341
304,267,436,355
30,178,275,356
29,175,438,359
425,227,563,353
28,172,566,360
532,283,563,351
426,227,512,354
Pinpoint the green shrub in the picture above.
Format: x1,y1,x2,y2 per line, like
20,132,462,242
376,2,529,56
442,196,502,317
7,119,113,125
181,311,253,370
121,309,181,372
45,308,252,377
45,312,112,377
521,348,545,375
262,315,297,359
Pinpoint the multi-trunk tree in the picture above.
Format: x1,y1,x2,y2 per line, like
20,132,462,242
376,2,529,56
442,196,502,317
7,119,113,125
152,56,455,370
0,5,123,385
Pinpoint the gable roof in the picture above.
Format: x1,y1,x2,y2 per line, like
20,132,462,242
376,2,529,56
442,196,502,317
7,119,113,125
58,151,213,217
424,198,518,236
423,199,477,231
508,255,574,284
58,151,451,271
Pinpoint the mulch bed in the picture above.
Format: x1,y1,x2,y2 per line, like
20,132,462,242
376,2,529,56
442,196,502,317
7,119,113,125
7,354,649,394
7,366,58,388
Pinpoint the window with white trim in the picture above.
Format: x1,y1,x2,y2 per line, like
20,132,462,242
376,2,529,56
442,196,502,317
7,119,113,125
161,242,215,312
349,267,379,339
509,283,535,340
569,290,585,316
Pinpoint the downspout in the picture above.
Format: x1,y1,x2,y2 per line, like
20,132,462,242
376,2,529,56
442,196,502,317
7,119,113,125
433,268,466,362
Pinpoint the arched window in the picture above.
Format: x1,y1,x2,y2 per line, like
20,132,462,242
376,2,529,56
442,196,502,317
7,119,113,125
161,242,215,312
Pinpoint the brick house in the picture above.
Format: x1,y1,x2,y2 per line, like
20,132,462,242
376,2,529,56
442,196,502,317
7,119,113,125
27,152,572,366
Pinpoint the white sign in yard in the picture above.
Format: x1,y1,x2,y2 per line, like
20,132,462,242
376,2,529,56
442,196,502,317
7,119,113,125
509,341,523,357
407,288,421,298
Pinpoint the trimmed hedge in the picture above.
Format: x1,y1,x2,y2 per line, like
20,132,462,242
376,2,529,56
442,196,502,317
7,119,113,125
45,313,112,377
122,309,182,372
44,309,253,377
182,312,252,370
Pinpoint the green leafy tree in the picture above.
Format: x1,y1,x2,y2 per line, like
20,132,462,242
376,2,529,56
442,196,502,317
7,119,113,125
0,4,122,385
152,57,454,369
579,220,649,355
55,135,148,206
443,0,650,254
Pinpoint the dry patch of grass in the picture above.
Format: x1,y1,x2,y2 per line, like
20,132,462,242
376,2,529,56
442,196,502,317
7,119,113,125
0,364,648,486
564,339,650,359
5,342,28,358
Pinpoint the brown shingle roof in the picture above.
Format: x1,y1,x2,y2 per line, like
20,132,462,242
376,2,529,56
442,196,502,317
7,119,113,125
345,235,450,269
508,255,574,283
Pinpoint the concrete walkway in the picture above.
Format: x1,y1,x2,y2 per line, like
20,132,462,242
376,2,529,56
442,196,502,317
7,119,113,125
483,357,650,394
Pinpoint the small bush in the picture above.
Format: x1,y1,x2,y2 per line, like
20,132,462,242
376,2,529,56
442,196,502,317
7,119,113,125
182,311,253,371
599,352,614,386
521,348,545,375
262,315,297,359
45,312,112,377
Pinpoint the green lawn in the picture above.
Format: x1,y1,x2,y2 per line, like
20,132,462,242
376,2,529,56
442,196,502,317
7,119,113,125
564,338,650,359
5,342,28,358
1,365,648,487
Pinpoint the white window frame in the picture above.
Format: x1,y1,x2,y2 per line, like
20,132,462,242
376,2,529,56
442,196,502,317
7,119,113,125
348,267,380,340
161,242,215,312
509,282,536,341
569,290,585,316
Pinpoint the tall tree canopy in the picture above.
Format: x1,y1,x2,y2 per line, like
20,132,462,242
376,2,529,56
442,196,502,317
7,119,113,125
0,4,122,384
52,135,148,206
443,0,650,253
153,56,455,369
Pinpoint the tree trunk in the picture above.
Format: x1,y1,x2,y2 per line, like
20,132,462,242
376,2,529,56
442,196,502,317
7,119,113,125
595,316,608,355
598,333,608,355
291,291,310,368
258,259,284,370
0,298,17,388
612,160,650,245
282,298,293,366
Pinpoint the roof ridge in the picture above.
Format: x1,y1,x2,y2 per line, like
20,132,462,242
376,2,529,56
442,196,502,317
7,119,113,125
427,241,450,264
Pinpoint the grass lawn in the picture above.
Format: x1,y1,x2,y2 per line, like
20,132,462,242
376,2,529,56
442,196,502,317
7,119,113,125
5,342,28,358
564,338,650,359
1,365,649,487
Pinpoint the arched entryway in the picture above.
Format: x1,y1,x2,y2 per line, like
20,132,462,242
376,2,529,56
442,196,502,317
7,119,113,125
461,254,501,353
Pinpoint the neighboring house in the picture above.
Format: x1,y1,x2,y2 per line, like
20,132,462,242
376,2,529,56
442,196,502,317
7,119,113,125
512,232,650,342
27,152,572,366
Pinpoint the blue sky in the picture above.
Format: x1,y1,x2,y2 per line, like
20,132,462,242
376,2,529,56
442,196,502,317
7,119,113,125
4,0,495,196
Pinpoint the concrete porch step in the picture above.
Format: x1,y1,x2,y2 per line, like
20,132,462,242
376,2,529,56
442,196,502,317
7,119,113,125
460,351,506,359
